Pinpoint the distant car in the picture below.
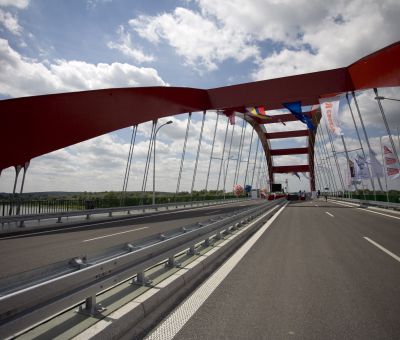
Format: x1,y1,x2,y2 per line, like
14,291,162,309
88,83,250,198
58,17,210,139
287,193,299,201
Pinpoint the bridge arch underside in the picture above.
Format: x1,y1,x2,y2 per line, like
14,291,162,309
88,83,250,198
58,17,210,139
1,41,400,192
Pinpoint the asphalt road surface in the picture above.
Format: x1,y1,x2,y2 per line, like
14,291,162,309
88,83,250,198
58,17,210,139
0,200,262,279
148,199,400,340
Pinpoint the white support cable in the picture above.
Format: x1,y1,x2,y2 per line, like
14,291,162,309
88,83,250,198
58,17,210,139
346,93,376,197
323,122,345,193
251,138,260,188
353,91,384,191
190,112,206,195
216,118,230,193
204,112,219,192
243,127,255,188
176,113,192,196
141,121,157,196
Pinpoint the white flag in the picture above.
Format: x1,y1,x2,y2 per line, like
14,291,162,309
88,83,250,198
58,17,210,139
355,154,370,179
382,143,400,179
319,96,343,136
369,149,384,178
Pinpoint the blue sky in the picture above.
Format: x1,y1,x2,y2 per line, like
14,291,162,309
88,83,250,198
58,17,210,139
0,0,399,193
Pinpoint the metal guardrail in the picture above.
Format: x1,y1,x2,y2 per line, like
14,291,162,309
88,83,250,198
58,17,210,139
0,198,249,227
0,199,284,338
330,197,400,210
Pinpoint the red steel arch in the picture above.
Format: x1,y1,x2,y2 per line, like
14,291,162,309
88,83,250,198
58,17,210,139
1,41,400,191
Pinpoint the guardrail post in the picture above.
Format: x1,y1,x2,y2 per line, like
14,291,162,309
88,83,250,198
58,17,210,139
109,212,112,217
57,216,62,223
79,295,105,316
187,245,199,256
165,256,181,268
134,271,152,286
19,220,25,228
86,214,90,220
203,237,211,247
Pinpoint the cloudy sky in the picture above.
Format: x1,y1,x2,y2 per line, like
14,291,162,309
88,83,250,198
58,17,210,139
0,0,399,194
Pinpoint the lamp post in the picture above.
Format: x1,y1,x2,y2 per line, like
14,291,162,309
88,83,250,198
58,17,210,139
153,120,173,205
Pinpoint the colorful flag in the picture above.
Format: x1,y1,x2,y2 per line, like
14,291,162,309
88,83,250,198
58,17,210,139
382,143,400,179
246,106,272,120
319,96,343,136
283,101,315,131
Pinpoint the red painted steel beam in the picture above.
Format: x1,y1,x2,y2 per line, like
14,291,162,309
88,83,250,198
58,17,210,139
270,147,309,156
272,165,310,173
265,130,309,139
1,42,399,171
246,112,313,125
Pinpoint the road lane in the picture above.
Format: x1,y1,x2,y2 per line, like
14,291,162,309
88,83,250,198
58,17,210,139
0,200,261,279
150,200,400,339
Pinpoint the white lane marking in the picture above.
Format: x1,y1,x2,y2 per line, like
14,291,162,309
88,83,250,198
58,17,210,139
330,200,400,220
325,212,334,217
1,202,252,240
363,237,400,263
145,203,287,340
356,208,400,220
314,204,319,207
82,227,148,242
330,200,359,207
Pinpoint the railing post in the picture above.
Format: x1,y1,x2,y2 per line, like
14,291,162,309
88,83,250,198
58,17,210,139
79,295,105,316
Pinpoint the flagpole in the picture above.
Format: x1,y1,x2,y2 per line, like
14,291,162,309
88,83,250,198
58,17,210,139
346,93,376,200
351,91,384,192
340,134,359,194
379,136,390,204
374,88,400,166
323,122,345,196
317,134,338,196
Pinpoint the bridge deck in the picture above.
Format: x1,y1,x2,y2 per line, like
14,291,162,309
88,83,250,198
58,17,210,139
149,200,400,339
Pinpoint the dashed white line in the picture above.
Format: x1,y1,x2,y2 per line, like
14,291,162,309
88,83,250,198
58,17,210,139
145,204,287,340
82,227,149,242
363,237,400,263
325,212,334,217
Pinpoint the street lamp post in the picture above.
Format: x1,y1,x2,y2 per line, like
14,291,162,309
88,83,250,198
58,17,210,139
153,120,173,205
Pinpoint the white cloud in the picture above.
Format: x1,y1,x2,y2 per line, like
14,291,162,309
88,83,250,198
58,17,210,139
129,7,259,72
108,25,155,63
250,0,400,79
0,9,22,35
0,0,29,9
0,38,166,97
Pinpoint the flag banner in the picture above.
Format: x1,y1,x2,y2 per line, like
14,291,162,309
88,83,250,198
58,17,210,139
283,101,315,131
369,149,384,178
292,172,301,180
382,142,400,179
355,154,371,179
319,96,343,136
301,172,310,179
349,159,361,184
246,106,272,120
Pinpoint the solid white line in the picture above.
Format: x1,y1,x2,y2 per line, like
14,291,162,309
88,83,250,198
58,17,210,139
314,204,319,207
363,237,400,263
356,208,400,220
82,227,149,242
330,200,400,220
325,212,334,217
145,203,287,340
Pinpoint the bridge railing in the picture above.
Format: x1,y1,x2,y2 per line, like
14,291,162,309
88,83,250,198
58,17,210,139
0,199,284,338
0,197,250,230
0,194,243,217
